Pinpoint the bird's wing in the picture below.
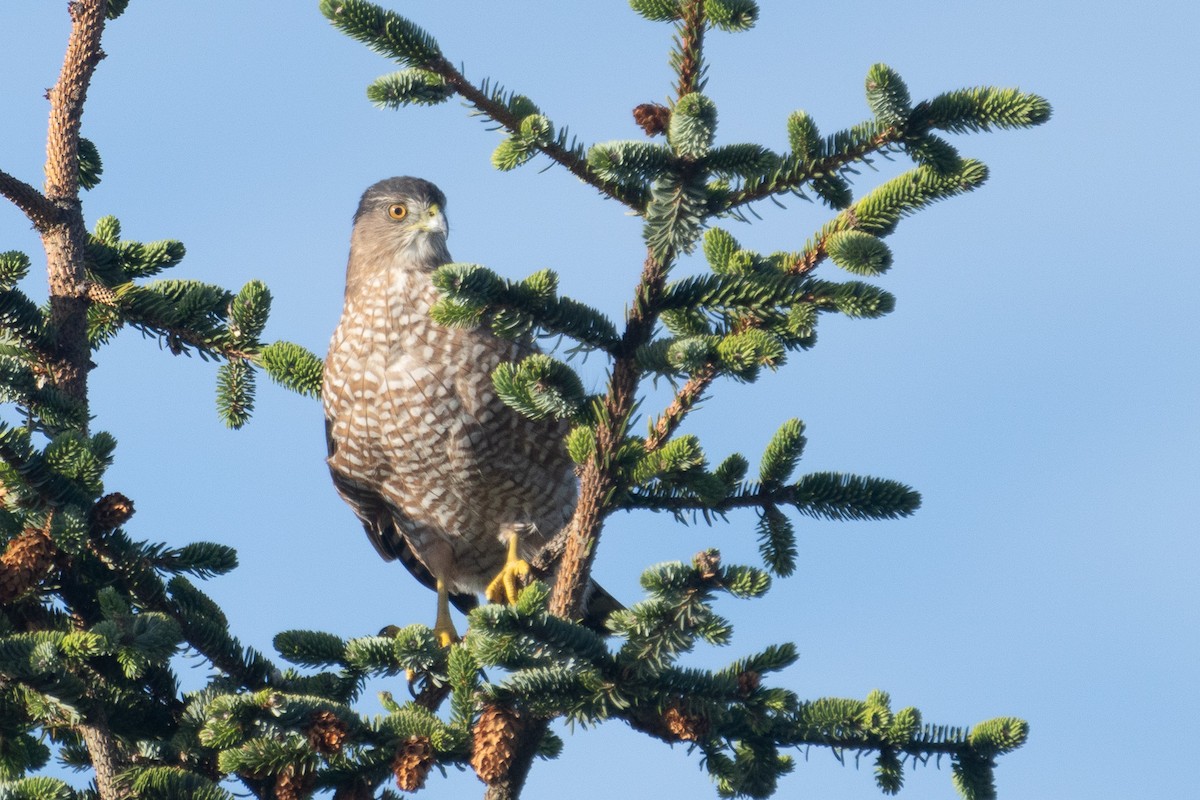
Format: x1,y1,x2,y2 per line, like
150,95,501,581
324,417,479,614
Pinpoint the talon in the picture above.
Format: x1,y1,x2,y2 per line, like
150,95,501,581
485,534,530,604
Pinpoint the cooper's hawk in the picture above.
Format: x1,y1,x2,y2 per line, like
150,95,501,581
323,177,613,642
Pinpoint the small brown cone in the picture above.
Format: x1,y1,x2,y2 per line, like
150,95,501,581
633,103,670,137
86,282,118,306
737,669,761,697
274,765,315,800
663,703,709,742
471,704,521,784
693,548,721,581
0,528,57,603
392,735,435,793
306,710,349,756
92,492,135,530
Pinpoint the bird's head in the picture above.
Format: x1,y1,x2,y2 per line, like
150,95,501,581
348,177,451,276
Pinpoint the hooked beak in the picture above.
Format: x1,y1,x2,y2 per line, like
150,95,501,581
419,204,449,238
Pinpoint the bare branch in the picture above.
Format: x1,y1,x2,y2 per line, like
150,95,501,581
0,170,58,230
37,0,108,409
45,0,108,202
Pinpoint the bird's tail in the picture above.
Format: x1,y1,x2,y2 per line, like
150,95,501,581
580,580,623,634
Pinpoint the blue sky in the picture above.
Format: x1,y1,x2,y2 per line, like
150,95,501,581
2,2,1197,798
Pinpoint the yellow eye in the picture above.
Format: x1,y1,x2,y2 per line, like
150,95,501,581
387,204,408,220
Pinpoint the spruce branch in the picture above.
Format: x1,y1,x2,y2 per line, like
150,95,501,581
84,531,277,695
317,0,441,67
630,0,685,23
0,250,32,287
0,424,97,510
431,263,621,352
433,61,646,208
546,247,672,617
216,360,256,429
788,159,990,275
255,341,324,399
492,355,588,422
77,138,104,191
706,0,760,32
916,86,1052,133
0,286,54,355
367,68,453,107
320,0,644,209
727,121,904,212
673,0,709,98
535,0,723,659
622,471,919,521
725,68,1048,216
166,577,277,690
313,3,1044,798
0,357,88,433
645,173,709,257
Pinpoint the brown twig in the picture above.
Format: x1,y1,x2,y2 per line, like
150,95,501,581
787,204,862,276
549,249,667,619
674,0,707,99
645,364,717,453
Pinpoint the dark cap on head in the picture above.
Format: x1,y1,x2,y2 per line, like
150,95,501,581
354,177,447,223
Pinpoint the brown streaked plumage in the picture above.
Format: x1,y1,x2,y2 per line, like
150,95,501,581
322,177,614,631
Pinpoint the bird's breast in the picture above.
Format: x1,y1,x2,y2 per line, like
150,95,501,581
324,273,522,469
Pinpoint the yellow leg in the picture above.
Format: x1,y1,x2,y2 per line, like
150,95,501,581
484,533,530,605
432,579,459,647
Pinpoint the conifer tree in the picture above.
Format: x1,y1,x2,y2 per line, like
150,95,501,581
1,2,1048,800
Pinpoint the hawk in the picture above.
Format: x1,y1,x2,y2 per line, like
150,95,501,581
323,177,614,642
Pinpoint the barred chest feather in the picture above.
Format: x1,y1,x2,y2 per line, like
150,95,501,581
323,264,577,591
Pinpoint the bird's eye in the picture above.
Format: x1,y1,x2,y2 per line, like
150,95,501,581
387,204,408,220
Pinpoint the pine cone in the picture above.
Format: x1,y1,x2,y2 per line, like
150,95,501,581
663,703,709,742
633,103,670,136
392,735,435,793
737,669,761,697
693,548,721,580
86,282,118,306
92,492,135,530
274,765,315,800
471,704,521,784
0,528,57,603
306,710,349,755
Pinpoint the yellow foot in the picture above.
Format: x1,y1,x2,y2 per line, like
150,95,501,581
484,534,530,605
406,579,458,682
432,621,458,648
433,578,459,646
